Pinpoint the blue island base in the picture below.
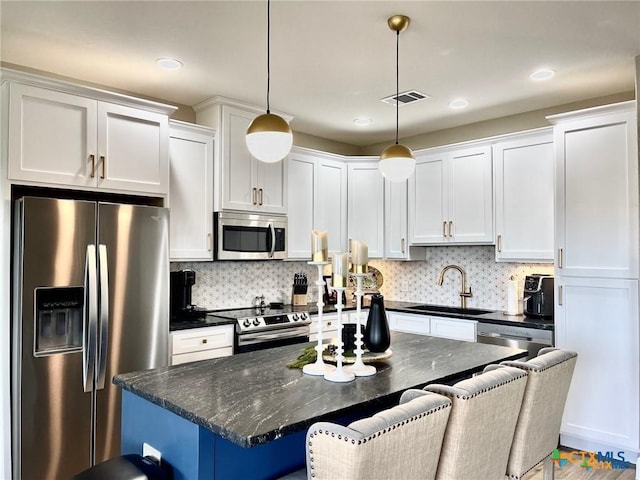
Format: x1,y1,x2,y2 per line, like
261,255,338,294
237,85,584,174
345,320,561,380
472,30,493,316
121,391,307,480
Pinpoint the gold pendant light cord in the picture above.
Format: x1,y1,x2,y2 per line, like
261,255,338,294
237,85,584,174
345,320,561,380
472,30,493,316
395,29,399,145
266,0,271,114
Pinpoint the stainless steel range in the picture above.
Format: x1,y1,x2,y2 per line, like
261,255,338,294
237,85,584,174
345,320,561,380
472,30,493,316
208,307,311,353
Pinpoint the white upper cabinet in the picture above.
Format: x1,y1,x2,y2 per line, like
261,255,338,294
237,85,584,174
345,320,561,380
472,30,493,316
168,121,215,261
493,130,554,262
287,148,347,259
409,144,493,245
195,98,290,215
549,102,638,278
384,178,425,260
5,77,173,196
348,160,384,258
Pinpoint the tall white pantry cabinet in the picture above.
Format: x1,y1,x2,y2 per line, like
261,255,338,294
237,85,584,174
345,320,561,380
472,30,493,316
549,101,639,460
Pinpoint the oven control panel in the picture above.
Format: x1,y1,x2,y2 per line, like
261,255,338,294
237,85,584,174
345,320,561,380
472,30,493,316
236,312,310,332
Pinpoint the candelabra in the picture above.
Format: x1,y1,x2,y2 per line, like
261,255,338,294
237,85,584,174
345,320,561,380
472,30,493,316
344,274,376,377
303,261,336,376
324,287,355,382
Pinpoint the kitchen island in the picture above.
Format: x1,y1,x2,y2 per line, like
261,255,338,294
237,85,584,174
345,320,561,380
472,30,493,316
114,332,525,480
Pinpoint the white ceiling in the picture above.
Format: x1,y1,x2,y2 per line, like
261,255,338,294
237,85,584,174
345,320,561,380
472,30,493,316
1,1,639,147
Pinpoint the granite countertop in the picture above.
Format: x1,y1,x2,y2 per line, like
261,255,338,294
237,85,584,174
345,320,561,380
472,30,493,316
114,332,525,448
170,299,553,332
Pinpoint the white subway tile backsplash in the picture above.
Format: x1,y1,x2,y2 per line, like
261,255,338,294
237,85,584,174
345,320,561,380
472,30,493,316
174,245,553,312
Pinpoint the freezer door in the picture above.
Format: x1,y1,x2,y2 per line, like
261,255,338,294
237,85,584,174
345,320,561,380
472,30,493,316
13,197,96,479
94,202,169,463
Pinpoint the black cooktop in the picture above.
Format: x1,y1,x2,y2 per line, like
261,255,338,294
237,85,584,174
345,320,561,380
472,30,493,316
207,305,308,320
170,305,310,331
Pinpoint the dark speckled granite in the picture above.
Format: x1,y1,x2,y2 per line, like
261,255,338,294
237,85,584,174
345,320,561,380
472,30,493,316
114,332,524,448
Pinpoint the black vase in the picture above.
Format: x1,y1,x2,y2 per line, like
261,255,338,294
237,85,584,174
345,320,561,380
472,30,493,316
364,294,390,353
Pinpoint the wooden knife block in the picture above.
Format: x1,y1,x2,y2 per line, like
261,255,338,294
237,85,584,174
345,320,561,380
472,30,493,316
292,292,308,306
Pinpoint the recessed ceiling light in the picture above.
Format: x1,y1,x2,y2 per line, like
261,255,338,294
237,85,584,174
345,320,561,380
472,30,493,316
449,98,469,109
530,68,555,81
156,58,183,70
353,117,372,126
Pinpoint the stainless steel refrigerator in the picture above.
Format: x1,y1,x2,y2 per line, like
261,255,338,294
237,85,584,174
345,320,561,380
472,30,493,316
11,196,169,479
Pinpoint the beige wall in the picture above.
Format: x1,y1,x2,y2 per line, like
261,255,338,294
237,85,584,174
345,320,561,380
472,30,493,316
293,131,361,156
360,91,635,155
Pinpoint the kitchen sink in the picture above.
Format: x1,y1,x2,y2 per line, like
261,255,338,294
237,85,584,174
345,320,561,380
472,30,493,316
407,304,493,316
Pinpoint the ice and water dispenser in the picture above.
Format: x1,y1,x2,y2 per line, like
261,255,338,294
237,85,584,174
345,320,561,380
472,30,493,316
34,286,84,355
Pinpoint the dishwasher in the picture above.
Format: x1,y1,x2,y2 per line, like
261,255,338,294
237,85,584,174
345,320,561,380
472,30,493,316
476,322,553,360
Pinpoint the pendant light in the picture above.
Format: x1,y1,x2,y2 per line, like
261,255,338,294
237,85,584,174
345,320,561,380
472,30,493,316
378,15,415,182
246,0,293,163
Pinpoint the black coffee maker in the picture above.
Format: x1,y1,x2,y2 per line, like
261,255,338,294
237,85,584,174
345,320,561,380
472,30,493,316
170,269,206,320
523,274,554,319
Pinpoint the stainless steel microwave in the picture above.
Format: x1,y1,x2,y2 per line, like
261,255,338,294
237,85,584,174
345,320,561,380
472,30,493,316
214,212,287,260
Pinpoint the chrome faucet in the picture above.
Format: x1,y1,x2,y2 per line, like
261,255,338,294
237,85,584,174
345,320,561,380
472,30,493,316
436,264,473,309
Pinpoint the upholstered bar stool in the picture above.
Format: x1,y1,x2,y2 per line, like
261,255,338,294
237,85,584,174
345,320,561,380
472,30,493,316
496,347,578,480
424,366,528,480
302,391,452,480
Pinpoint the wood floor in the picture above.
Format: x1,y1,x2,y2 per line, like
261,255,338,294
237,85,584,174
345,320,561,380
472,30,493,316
523,458,636,480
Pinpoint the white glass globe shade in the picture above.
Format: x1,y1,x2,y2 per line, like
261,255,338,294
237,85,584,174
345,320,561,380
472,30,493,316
378,144,416,182
246,113,293,163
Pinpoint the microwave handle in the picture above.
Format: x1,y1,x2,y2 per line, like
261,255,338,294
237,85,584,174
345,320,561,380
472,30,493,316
268,222,276,258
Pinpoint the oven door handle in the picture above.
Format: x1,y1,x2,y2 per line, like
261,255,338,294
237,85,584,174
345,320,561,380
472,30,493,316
268,222,276,258
239,327,310,342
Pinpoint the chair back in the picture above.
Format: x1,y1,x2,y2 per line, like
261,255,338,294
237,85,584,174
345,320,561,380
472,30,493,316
306,391,451,480
500,347,578,479
425,366,528,480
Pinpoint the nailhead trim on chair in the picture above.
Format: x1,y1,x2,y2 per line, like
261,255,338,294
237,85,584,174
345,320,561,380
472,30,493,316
506,354,576,373
307,402,451,473
436,370,527,400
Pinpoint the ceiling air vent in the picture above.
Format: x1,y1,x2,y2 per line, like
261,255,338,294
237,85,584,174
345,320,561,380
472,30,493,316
381,90,430,106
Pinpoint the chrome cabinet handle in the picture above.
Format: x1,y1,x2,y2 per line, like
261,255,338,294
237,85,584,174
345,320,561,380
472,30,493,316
558,248,563,268
558,285,563,306
89,154,96,178
252,188,257,205
259,188,263,206
497,235,502,252
401,238,406,254
100,155,106,179
448,221,453,238
443,221,447,237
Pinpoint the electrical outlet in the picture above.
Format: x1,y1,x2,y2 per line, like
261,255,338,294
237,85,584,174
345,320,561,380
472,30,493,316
143,442,162,464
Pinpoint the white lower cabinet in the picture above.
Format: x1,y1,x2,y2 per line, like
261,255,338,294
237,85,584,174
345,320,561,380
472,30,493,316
388,311,477,342
430,317,477,342
170,325,234,365
555,276,639,454
388,312,430,335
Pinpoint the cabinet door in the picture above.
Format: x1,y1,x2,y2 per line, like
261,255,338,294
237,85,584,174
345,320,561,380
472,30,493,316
347,162,384,258
494,133,554,262
554,109,638,278
429,317,477,342
8,83,97,187
384,179,408,259
220,106,258,211
387,312,430,335
448,145,493,243
555,276,639,452
97,102,168,194
256,159,287,214
169,123,215,261
287,152,315,259
316,158,348,254
409,153,447,244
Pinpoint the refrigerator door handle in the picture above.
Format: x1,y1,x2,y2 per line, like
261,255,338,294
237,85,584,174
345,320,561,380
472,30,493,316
96,244,109,390
83,245,98,393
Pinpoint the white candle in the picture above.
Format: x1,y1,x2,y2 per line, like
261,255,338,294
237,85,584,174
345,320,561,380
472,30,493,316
332,253,348,288
311,230,328,262
351,240,368,273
